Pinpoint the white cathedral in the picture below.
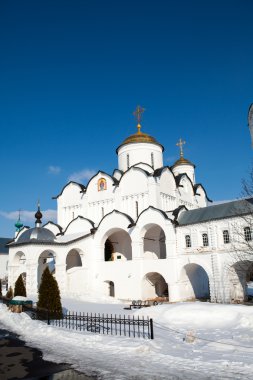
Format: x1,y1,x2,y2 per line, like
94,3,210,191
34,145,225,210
7,107,253,303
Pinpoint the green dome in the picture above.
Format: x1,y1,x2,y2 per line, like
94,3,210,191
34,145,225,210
15,218,23,232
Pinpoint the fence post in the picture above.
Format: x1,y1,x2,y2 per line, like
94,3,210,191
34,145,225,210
47,309,50,325
150,318,154,340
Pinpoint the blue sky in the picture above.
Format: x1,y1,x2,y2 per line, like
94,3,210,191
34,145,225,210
0,0,253,237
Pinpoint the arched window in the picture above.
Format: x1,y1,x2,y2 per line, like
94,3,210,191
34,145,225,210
127,154,130,169
135,201,139,218
185,235,191,248
151,152,154,168
223,230,230,244
202,233,209,247
244,227,252,241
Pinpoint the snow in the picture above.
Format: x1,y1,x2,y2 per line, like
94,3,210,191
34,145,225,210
1,295,253,379
57,232,89,242
12,296,29,301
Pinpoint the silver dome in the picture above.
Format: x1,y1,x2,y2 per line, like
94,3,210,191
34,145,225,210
17,227,55,244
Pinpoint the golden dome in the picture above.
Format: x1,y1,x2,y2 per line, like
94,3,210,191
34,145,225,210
117,124,164,153
123,130,158,144
172,138,195,168
172,156,195,168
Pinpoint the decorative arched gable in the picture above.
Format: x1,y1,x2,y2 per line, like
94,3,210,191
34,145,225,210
133,206,173,240
175,173,193,188
177,174,194,193
159,167,177,194
64,216,94,235
96,210,134,244
54,181,86,229
97,210,134,231
43,221,63,236
194,184,211,207
85,171,116,200
119,167,150,196
176,174,195,205
52,181,86,200
112,169,123,181
136,206,169,224
132,162,154,174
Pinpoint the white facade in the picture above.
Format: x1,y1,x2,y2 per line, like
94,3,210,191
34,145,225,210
117,142,163,172
7,125,253,303
0,238,9,280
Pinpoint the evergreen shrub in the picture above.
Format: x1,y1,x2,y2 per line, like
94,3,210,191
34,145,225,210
37,266,62,319
14,274,27,297
6,286,13,299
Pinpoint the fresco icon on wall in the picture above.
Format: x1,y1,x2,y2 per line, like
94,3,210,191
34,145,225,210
98,178,107,191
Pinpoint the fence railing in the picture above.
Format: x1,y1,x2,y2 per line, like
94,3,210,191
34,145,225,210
22,304,154,339
0,297,154,339
52,311,153,339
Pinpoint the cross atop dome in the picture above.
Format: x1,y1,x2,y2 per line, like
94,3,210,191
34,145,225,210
133,105,145,133
116,107,164,157
172,138,195,170
176,138,186,158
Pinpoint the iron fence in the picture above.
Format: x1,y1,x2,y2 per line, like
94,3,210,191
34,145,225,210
22,304,154,339
52,311,153,339
0,297,154,339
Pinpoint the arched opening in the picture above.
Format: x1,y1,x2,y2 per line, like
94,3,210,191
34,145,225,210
12,252,26,287
142,272,168,300
104,239,114,261
143,224,166,259
37,250,56,288
66,249,82,271
13,251,26,266
103,280,115,297
180,264,210,301
229,260,253,303
104,229,132,261
66,249,84,293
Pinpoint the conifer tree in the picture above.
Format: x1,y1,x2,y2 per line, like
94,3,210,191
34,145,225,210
6,286,13,299
37,266,62,318
0,279,2,296
14,274,27,297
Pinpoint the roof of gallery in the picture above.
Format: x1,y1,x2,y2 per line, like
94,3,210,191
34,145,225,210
0,238,11,253
7,232,92,247
177,198,253,226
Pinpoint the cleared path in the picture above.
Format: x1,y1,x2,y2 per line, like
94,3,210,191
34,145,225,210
0,326,94,380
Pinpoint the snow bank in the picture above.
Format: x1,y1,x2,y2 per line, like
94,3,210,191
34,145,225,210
1,300,253,379
135,302,253,330
12,296,29,301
